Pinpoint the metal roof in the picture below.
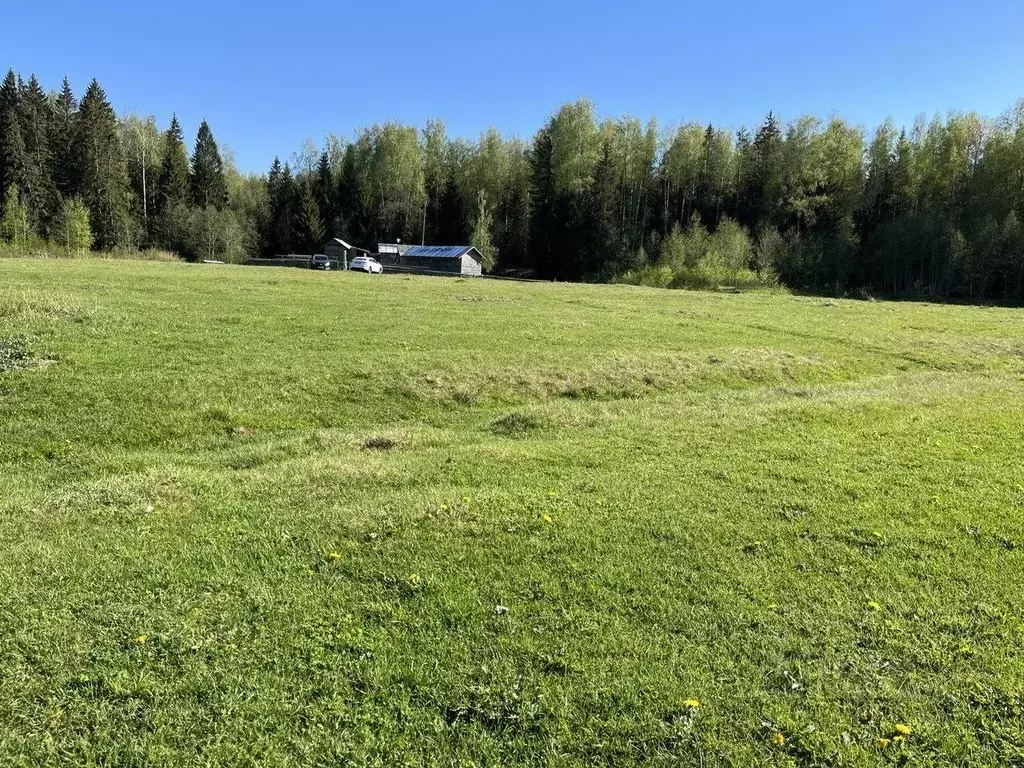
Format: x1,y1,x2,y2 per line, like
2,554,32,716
403,245,477,259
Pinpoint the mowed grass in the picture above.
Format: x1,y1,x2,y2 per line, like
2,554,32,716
1,259,1022,767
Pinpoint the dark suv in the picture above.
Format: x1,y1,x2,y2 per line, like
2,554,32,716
309,254,332,270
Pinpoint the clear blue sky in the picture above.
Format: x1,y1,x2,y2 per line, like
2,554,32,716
7,0,1024,173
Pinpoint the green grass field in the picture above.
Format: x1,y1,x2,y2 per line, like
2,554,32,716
1,259,1022,767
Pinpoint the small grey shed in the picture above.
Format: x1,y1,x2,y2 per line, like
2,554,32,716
324,238,371,269
401,245,484,276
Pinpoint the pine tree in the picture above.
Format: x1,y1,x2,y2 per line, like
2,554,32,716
190,120,227,209
157,114,191,214
49,77,79,200
74,79,132,248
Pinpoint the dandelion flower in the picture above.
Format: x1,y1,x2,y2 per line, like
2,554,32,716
770,732,785,747
894,724,911,736
327,551,341,562
135,635,149,645
439,503,450,512
541,514,553,524
876,737,891,749
868,600,882,611
407,573,421,585
682,698,700,709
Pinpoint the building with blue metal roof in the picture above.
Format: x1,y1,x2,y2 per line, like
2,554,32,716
388,245,484,277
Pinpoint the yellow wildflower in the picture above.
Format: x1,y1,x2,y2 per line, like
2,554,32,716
439,503,450,512
770,732,785,747
134,634,149,645
327,551,341,562
876,737,891,749
894,723,911,736
407,573,421,585
541,513,553,524
868,600,882,611
682,698,700,709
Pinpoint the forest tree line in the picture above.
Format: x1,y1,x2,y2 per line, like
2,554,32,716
2,69,1024,300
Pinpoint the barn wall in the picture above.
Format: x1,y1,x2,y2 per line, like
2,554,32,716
461,254,483,276
404,256,462,274
324,243,348,268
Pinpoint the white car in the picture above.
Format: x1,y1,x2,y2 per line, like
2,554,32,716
349,256,383,274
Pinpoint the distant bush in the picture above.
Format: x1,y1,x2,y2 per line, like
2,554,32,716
0,242,178,261
156,202,247,263
617,216,781,292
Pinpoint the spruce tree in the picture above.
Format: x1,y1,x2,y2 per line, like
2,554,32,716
190,120,227,209
587,138,619,278
293,182,324,254
334,144,361,240
737,112,785,231
74,79,132,249
157,114,191,214
265,158,296,256
527,129,556,277
49,77,79,200
313,151,335,235
0,70,27,222
18,75,59,235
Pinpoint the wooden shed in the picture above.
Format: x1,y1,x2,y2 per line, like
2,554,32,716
324,238,371,269
400,245,484,276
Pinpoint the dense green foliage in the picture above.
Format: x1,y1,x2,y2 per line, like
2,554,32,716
2,259,1023,765
1,68,1023,298
0,71,261,263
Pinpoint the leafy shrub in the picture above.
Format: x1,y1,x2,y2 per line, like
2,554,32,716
618,216,780,292
156,202,247,263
